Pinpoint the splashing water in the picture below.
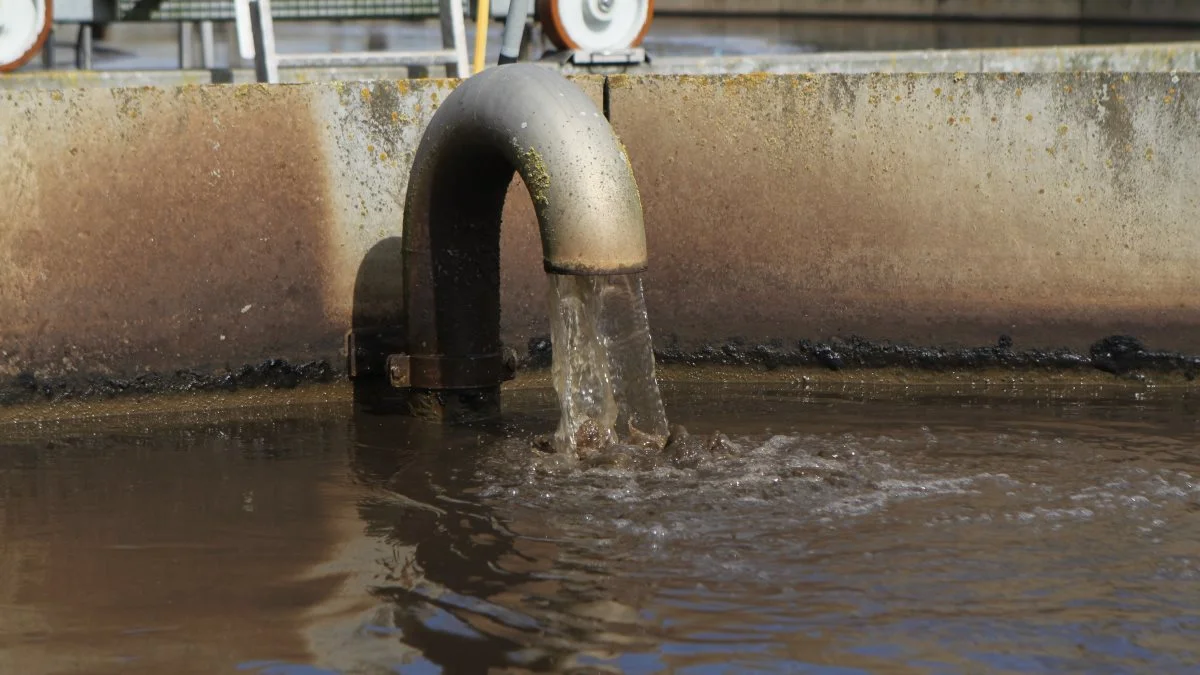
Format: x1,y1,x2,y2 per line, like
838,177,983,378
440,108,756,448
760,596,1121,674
549,273,669,453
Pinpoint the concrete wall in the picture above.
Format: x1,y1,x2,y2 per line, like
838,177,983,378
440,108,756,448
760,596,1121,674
654,0,1200,23
611,72,1200,353
0,77,600,400
2,70,1199,401
0,81,435,391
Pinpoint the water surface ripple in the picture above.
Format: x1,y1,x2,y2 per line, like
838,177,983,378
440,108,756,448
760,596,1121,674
1,385,1198,673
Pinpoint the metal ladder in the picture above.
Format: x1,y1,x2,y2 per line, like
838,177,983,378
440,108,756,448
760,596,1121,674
235,0,470,83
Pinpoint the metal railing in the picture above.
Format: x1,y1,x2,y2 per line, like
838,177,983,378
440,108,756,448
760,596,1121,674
47,0,466,74
242,0,467,81
115,0,441,21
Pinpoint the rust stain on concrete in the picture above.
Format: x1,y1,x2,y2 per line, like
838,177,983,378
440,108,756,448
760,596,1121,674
0,75,605,401
1,85,340,383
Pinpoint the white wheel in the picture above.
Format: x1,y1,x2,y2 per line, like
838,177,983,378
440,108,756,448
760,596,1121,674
0,0,51,72
538,0,653,52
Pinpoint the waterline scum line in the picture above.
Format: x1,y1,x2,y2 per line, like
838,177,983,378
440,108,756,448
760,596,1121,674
4,332,1200,409
2,364,1197,428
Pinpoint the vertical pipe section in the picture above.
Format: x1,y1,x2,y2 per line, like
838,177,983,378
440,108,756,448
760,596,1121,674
473,0,490,74
497,0,528,65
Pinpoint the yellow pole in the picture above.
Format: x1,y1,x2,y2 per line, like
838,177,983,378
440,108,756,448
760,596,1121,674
473,0,490,74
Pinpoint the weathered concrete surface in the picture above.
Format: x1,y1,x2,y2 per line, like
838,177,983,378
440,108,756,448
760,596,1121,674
0,81,430,395
0,76,601,401
654,0,1200,23
608,72,1200,353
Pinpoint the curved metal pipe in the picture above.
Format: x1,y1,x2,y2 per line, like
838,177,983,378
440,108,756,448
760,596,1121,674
399,63,647,420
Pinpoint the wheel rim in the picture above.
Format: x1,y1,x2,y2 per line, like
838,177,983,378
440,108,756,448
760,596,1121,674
0,0,52,72
540,0,653,52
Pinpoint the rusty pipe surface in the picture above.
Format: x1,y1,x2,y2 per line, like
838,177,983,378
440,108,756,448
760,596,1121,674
399,64,646,416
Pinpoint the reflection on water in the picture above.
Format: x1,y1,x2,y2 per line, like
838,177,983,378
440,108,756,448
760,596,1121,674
2,384,1199,673
0,406,354,675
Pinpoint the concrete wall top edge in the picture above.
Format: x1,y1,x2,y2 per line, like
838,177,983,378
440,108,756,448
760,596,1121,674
1,76,459,100
608,70,1198,84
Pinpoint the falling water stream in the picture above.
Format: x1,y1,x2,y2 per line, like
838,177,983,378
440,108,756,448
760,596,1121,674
547,273,669,453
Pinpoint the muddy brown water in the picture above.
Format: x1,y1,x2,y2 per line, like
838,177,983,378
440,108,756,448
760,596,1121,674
1,383,1198,674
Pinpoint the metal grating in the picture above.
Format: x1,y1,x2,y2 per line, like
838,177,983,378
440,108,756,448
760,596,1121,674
117,0,441,21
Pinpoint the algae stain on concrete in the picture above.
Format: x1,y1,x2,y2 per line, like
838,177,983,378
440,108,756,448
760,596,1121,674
1090,75,1139,199
362,81,407,159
